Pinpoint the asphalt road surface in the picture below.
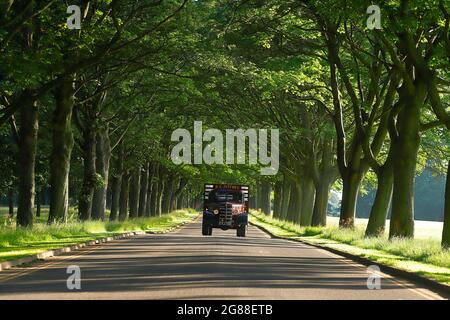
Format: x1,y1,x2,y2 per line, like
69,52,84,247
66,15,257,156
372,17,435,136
0,219,446,300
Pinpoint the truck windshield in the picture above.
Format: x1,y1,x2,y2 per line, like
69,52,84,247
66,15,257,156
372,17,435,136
210,189,243,202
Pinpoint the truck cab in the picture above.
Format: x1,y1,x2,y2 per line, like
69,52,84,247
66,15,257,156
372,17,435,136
202,184,249,237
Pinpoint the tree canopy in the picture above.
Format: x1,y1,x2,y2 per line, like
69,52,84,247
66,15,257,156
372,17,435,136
0,0,450,247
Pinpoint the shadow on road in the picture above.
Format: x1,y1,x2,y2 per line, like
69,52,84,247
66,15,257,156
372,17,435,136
0,222,407,296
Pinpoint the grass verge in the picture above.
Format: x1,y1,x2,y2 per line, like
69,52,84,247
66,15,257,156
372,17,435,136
0,209,198,263
250,211,450,286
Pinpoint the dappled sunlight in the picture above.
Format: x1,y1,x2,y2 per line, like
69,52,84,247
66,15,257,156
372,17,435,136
0,221,435,300
251,212,450,285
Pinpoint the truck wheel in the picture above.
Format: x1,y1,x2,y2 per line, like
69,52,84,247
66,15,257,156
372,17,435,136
237,225,247,237
202,224,212,236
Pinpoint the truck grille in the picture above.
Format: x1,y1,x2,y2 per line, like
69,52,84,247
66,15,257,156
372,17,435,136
218,202,232,226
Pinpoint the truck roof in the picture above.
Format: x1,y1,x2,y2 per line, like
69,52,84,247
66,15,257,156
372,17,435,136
204,183,249,190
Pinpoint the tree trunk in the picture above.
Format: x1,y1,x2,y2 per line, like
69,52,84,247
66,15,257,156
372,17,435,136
129,167,141,218
156,183,164,216
118,171,130,221
286,181,295,222
252,183,259,210
138,163,149,217
256,182,263,211
78,127,96,221
16,99,38,227
311,138,336,227
287,181,301,223
145,164,154,217
185,194,190,209
36,190,41,218
365,158,394,237
162,174,173,214
150,178,159,216
109,176,120,221
92,127,111,221
249,193,256,210
7,188,14,217
294,183,304,225
389,84,425,239
128,167,141,219
49,76,74,224
63,174,69,217
260,181,271,215
177,191,185,210
106,186,112,209
173,182,181,211
156,169,165,216
190,196,195,210
109,141,124,221
442,159,450,249
169,176,180,212
312,180,331,226
339,167,363,228
272,181,282,219
280,177,291,220
300,177,315,226
172,178,187,212
326,33,362,230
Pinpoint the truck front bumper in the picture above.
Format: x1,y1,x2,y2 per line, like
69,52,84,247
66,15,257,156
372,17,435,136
202,211,248,229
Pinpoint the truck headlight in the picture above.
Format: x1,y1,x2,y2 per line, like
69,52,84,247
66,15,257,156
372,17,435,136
213,209,219,215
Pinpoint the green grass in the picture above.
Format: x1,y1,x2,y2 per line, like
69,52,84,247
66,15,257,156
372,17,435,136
0,209,198,263
250,211,450,286
0,207,89,225
324,216,444,240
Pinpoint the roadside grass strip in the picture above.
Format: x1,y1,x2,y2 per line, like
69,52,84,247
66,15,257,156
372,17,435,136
0,209,198,263
250,211,450,286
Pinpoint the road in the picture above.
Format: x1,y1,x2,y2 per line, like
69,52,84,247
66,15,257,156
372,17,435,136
0,219,446,300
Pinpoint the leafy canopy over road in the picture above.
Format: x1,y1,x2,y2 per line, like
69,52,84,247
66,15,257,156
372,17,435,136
0,1,449,249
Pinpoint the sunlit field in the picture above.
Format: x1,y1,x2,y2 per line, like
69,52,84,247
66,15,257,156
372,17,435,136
326,217,443,241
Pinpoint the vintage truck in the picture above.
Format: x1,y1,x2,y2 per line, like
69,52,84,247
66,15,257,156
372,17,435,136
202,184,249,237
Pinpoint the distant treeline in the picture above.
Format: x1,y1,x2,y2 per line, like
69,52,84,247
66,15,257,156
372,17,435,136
357,169,445,222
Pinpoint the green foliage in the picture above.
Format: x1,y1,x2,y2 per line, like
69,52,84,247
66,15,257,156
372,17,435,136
0,0,449,245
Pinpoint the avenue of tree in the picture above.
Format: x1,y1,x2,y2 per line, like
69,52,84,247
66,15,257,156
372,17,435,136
0,1,449,248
